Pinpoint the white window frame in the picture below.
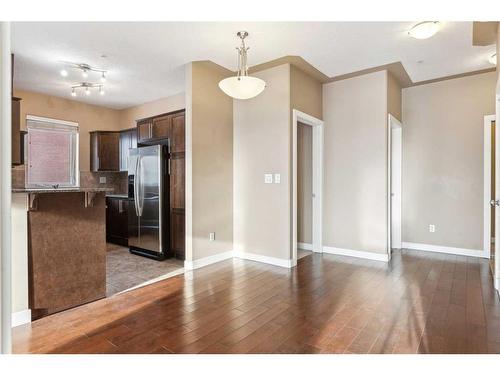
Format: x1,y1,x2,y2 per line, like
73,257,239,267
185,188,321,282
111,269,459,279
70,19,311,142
25,115,80,189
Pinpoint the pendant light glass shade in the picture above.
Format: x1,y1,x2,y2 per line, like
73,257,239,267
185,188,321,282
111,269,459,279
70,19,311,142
408,21,440,40
219,31,266,100
219,75,266,100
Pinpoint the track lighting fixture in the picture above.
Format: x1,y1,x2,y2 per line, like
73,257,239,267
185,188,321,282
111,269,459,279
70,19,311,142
59,61,108,81
70,82,105,97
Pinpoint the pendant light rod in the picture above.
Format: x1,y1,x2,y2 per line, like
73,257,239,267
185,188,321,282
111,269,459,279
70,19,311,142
236,31,249,78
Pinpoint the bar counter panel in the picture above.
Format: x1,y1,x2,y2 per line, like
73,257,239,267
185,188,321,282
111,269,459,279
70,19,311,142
27,192,107,319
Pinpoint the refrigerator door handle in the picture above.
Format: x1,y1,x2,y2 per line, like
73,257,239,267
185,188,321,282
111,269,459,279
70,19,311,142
138,156,145,217
134,156,140,217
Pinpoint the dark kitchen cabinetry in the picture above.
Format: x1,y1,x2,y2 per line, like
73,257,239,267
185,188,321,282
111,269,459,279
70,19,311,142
151,114,171,139
137,118,153,143
137,110,184,145
11,97,22,165
169,111,185,259
11,54,23,166
119,128,137,171
106,196,128,246
135,109,185,260
90,131,120,172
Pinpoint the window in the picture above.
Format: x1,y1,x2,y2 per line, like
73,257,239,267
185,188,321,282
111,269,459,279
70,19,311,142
25,115,79,189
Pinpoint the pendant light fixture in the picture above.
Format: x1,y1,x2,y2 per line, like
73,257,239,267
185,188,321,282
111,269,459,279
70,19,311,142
408,21,441,40
218,31,266,100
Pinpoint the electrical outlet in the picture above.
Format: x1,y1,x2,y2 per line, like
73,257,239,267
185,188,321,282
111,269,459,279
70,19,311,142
99,176,106,184
429,224,436,233
209,232,215,241
274,173,281,184
264,174,273,184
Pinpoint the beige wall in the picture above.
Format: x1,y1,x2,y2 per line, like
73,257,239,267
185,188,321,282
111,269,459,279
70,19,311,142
290,65,323,248
297,122,313,244
14,90,186,172
290,65,323,120
234,64,291,260
118,93,185,129
387,72,402,122
14,89,122,171
187,61,233,261
402,72,497,251
323,70,389,254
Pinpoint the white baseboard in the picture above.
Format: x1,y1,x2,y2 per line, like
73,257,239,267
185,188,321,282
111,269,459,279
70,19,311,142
402,242,487,258
297,242,313,251
12,309,31,327
184,250,234,271
323,246,390,262
234,251,294,268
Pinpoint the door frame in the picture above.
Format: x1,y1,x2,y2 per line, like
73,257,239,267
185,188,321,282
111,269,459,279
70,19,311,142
484,114,496,259
292,109,324,266
387,114,403,259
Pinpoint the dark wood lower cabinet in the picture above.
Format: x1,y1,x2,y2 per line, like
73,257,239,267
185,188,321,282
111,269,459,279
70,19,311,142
106,197,128,246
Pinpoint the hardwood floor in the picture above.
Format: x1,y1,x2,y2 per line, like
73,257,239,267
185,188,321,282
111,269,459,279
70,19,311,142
12,249,500,354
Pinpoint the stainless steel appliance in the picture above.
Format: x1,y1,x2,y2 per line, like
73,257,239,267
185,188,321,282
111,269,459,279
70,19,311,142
128,144,170,260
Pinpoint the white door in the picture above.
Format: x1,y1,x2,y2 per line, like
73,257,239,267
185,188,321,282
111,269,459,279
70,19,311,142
391,126,402,249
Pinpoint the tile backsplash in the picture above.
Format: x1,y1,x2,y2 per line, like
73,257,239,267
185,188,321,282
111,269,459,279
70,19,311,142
11,166,127,194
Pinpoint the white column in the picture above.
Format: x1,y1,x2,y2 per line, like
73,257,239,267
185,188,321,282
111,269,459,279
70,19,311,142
0,21,12,354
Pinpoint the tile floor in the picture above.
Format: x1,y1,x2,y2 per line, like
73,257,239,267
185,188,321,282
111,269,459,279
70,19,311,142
106,243,184,296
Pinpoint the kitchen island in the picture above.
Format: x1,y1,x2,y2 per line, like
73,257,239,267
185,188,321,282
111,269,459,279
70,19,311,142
12,188,112,321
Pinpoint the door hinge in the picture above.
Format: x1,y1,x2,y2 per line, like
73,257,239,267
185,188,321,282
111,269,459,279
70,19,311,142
491,199,500,207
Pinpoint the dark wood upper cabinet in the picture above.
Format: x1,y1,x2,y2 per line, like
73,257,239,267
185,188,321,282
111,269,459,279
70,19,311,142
137,119,152,143
90,131,120,172
11,54,23,166
11,97,22,165
119,128,137,172
171,112,185,153
151,114,171,140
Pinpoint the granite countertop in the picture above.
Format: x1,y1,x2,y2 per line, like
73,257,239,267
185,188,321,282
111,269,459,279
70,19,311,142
105,193,129,199
12,187,114,194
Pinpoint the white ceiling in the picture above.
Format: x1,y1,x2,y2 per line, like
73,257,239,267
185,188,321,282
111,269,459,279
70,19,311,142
12,22,496,109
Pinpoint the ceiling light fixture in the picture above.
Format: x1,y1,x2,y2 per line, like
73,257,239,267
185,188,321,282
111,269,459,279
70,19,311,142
489,53,497,65
70,82,105,97
218,31,266,100
408,21,441,40
59,61,108,81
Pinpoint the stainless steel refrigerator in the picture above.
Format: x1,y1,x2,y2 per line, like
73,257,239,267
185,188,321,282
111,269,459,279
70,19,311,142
128,144,170,260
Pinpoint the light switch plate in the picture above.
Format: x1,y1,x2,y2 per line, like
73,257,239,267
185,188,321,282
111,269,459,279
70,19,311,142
274,174,281,184
429,224,436,233
99,176,106,184
209,232,215,241
264,174,273,184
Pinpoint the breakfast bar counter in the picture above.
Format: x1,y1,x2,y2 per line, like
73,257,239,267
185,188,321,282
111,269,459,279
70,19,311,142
13,188,112,320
